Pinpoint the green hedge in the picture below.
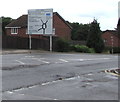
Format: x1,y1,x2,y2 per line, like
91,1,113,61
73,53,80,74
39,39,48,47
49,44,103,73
70,44,95,53
55,38,95,53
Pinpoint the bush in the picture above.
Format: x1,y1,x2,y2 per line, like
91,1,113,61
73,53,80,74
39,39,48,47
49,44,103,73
105,47,120,54
89,48,95,53
55,38,70,52
69,45,76,51
74,45,95,53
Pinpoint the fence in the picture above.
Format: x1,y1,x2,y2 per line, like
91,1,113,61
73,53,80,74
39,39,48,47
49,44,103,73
2,35,51,50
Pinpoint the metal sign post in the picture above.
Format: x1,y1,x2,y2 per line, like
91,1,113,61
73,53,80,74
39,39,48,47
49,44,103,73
49,28,55,52
50,35,52,51
29,34,32,50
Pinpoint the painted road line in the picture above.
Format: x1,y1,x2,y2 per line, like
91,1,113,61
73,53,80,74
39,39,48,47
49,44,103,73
59,59,68,62
105,70,120,77
37,59,50,64
15,60,25,65
25,56,34,58
23,57,50,64
41,60,50,64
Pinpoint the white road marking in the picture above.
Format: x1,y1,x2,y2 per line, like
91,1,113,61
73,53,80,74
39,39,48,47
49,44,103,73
41,60,50,64
59,59,68,62
37,59,50,64
79,59,84,61
90,58,110,60
41,82,51,86
32,58,50,64
6,91,13,94
25,56,34,58
13,88,25,92
15,60,25,65
87,73,93,76
69,58,110,61
28,85,39,89
21,58,45,60
54,99,58,100
20,57,50,64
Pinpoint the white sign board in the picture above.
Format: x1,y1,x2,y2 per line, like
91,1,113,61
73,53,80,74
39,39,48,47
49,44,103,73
28,9,53,34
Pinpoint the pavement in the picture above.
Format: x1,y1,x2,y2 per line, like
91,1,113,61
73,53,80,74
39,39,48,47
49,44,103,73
0,49,50,55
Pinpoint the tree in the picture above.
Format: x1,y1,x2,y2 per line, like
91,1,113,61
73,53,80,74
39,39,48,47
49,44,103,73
2,17,13,35
70,22,80,40
86,19,104,53
77,24,90,40
117,18,120,38
70,22,90,41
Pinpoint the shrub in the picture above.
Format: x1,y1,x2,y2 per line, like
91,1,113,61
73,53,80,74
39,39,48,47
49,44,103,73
69,45,76,51
104,47,120,54
74,45,95,53
55,38,70,52
88,48,95,53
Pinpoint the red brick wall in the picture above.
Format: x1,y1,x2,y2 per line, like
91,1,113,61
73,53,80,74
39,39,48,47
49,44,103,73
53,14,71,40
6,28,46,40
102,32,120,47
6,28,28,38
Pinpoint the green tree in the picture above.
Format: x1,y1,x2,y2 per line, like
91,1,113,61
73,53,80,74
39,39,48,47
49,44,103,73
117,18,120,38
2,16,13,35
70,22,80,40
70,22,91,41
86,19,104,53
77,24,90,40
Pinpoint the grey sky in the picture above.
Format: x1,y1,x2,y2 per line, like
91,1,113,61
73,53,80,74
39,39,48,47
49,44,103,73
118,2,120,17
0,0,119,31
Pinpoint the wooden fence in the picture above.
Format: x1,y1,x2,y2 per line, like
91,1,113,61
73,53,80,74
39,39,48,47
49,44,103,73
2,35,51,50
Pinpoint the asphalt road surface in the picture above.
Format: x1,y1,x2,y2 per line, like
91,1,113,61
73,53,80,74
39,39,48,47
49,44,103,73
1,52,119,100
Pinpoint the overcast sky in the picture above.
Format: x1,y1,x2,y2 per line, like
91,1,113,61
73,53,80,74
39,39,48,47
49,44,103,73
0,0,119,31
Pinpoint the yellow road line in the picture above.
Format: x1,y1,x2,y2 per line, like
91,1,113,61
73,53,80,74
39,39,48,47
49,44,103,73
105,70,120,77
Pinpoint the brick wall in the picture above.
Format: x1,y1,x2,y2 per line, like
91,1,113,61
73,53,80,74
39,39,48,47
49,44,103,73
102,32,120,47
53,14,71,40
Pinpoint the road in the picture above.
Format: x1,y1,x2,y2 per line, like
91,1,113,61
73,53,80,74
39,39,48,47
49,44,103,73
1,52,119,100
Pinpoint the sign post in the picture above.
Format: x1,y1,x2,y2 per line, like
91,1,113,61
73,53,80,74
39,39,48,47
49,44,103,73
50,35,52,52
29,35,32,50
28,9,53,51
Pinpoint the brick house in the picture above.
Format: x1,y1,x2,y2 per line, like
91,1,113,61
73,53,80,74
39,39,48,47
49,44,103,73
101,30,120,47
5,12,72,40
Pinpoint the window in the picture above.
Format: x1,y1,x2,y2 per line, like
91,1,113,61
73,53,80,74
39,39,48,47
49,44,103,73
104,39,107,43
26,29,28,34
11,28,18,34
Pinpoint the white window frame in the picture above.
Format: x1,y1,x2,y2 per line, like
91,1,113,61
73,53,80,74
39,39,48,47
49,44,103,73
104,39,107,43
26,28,28,34
11,28,18,34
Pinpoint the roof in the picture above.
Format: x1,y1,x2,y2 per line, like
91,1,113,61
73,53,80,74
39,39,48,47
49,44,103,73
102,30,118,37
6,15,27,28
6,12,72,29
53,12,72,29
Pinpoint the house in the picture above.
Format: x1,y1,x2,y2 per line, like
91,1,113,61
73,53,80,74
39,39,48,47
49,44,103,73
5,12,72,40
4,12,72,50
101,30,120,47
